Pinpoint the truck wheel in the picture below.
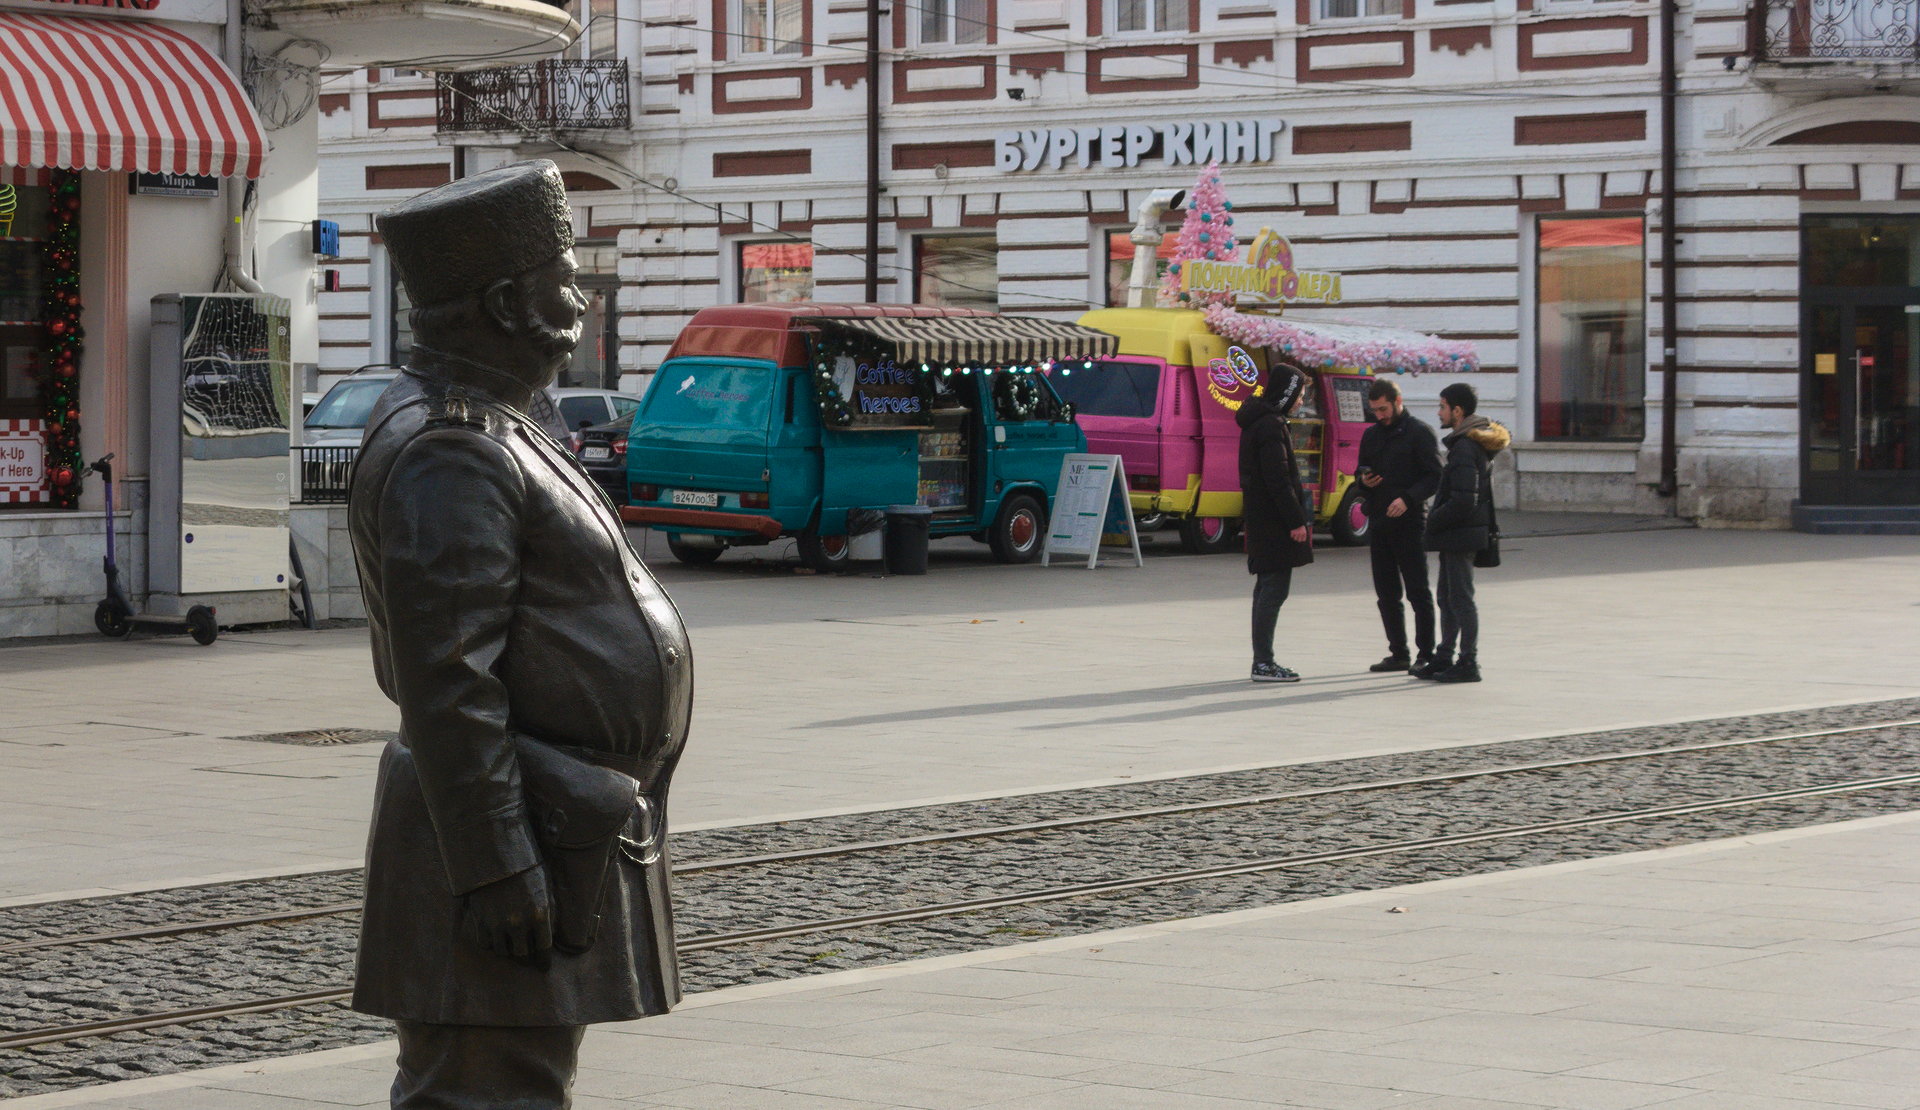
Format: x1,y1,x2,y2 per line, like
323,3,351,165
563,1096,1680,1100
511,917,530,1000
667,537,725,566
797,531,853,573
989,493,1046,564
1135,512,1168,532
1331,486,1370,546
1178,515,1239,555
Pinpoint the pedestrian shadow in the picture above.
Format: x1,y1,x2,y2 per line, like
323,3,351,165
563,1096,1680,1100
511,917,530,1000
801,680,1254,730
1020,673,1437,730
803,673,1431,731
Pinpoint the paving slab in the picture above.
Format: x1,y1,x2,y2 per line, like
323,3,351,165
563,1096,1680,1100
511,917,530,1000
14,813,1918,1110
2,526,1916,903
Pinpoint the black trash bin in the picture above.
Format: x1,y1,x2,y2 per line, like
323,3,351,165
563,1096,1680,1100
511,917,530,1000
883,504,932,575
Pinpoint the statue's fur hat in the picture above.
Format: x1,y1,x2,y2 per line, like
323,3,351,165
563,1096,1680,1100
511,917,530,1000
377,159,574,308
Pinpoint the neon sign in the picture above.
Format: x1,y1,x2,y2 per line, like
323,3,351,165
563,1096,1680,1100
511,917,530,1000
1179,228,1343,306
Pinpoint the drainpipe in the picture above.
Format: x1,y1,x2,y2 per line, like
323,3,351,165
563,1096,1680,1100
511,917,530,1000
863,1,880,301
222,0,264,293
1657,0,1679,497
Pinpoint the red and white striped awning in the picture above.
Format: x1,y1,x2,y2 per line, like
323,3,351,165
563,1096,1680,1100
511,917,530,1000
0,13,267,179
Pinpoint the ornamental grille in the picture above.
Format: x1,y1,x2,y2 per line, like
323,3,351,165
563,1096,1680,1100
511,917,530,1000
1759,0,1920,61
436,60,630,134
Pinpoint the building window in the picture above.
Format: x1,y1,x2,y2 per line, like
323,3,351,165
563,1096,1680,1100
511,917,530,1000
735,0,803,54
919,0,988,45
1536,215,1645,441
1104,229,1177,308
1318,0,1402,18
1111,0,1190,33
916,235,998,311
577,0,619,59
0,184,50,419
739,241,814,302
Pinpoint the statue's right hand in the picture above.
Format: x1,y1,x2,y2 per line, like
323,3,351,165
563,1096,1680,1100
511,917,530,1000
460,865,555,963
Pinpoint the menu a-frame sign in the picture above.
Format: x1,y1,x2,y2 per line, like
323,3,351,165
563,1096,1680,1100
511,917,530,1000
1042,453,1142,569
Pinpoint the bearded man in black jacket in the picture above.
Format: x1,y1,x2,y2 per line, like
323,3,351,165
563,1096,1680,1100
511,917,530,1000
1355,378,1442,673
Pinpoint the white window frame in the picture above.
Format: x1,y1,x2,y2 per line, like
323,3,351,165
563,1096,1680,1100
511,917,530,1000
732,0,803,56
1108,0,1191,35
916,0,989,47
1316,0,1403,22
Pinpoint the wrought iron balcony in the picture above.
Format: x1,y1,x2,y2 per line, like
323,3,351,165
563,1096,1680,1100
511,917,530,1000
1756,0,1920,62
436,60,631,136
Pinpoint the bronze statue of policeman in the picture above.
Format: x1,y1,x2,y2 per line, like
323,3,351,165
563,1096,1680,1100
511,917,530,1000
348,160,691,1109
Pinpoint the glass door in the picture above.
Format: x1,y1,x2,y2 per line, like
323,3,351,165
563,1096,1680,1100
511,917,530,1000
1803,302,1920,505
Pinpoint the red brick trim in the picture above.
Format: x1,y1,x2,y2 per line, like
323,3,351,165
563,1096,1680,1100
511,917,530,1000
893,57,997,103
714,66,814,113
561,171,621,192
368,90,435,128
1431,25,1491,55
893,141,998,170
1296,31,1415,82
1517,16,1648,71
1775,120,1920,144
365,163,451,190
713,148,813,177
1009,51,1066,77
1217,6,1277,17
1088,44,1200,93
1292,121,1412,154
825,63,864,89
1215,39,1276,68
318,93,351,115
1513,111,1647,145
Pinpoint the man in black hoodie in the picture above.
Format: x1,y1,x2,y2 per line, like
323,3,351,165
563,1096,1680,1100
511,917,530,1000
1418,381,1509,683
1355,378,1442,673
1237,369,1314,683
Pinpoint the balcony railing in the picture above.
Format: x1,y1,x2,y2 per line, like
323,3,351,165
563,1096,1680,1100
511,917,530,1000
1757,0,1920,61
436,59,630,134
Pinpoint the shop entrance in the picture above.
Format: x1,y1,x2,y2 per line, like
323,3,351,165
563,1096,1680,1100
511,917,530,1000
1800,217,1920,507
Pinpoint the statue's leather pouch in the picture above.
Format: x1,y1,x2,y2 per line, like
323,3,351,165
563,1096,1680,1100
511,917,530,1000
510,733,653,955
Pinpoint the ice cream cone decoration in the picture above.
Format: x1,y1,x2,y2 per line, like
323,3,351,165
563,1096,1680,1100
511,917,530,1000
0,185,16,237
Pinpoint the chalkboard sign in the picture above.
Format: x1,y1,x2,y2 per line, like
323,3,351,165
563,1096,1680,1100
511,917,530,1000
1042,453,1142,569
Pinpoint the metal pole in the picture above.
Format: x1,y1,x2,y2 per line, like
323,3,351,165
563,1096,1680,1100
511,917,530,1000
864,1,881,301
1658,0,1679,498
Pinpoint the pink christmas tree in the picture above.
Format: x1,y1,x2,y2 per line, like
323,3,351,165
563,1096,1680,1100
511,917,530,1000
1159,162,1239,307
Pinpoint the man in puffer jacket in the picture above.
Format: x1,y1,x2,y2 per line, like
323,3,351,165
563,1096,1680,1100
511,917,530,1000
1418,382,1509,683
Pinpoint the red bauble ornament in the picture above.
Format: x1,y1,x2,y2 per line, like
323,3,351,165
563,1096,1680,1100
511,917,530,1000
51,466,73,488
47,319,68,337
56,364,75,380
65,406,79,423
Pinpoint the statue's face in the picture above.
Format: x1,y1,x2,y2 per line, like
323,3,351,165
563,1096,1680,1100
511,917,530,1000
516,249,589,381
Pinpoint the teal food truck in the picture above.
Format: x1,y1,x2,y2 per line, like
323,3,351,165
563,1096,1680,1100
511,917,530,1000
619,303,1111,570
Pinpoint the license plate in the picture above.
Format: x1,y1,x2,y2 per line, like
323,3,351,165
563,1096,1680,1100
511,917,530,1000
581,446,612,461
670,489,719,507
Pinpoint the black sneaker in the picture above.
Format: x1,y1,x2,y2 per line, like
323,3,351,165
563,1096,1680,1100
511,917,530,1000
1434,659,1482,683
1369,654,1412,673
1409,654,1451,680
1251,662,1302,683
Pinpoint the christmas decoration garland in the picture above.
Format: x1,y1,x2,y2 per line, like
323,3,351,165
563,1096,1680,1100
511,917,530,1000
809,332,861,427
994,372,1042,420
39,171,83,507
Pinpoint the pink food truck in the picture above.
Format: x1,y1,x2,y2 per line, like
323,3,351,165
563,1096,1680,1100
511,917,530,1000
1060,305,1479,554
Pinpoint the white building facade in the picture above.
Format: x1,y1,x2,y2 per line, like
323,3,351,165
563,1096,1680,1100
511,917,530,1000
316,0,1920,530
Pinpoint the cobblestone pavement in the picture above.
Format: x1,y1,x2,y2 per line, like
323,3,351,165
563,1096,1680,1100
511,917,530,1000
4,700,1917,1097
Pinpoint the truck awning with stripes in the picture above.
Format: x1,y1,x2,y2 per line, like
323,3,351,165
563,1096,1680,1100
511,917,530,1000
818,313,1119,366
0,12,268,179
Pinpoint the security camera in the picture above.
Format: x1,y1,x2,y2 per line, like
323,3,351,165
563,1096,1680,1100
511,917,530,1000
1006,86,1028,101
